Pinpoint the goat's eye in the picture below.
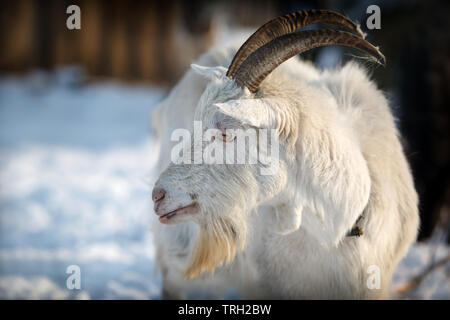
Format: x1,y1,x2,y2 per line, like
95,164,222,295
218,130,235,142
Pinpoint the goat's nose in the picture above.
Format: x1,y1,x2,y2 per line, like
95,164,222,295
152,187,166,203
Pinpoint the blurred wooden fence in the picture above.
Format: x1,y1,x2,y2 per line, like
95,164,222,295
0,0,216,85
0,0,278,85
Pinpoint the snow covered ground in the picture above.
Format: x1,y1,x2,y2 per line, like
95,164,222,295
0,68,448,300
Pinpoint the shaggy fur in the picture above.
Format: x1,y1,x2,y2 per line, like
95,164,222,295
151,44,419,299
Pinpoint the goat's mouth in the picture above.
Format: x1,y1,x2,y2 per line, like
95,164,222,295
158,202,199,224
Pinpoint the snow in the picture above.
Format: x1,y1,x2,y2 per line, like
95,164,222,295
0,67,163,300
0,67,448,300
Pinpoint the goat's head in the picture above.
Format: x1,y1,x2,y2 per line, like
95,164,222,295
152,10,384,278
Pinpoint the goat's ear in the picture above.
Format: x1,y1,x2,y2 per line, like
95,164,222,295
273,203,303,235
214,99,278,128
190,64,227,80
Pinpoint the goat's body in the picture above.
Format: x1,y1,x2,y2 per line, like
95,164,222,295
152,45,419,299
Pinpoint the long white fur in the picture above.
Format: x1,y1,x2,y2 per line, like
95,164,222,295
151,44,419,299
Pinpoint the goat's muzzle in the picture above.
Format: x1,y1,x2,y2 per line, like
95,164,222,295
151,187,199,224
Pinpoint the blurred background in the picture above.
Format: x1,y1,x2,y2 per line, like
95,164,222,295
0,0,448,299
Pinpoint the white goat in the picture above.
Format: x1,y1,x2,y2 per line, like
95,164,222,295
151,10,419,299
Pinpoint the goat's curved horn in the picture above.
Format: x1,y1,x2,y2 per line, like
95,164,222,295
226,9,364,77
233,29,386,93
